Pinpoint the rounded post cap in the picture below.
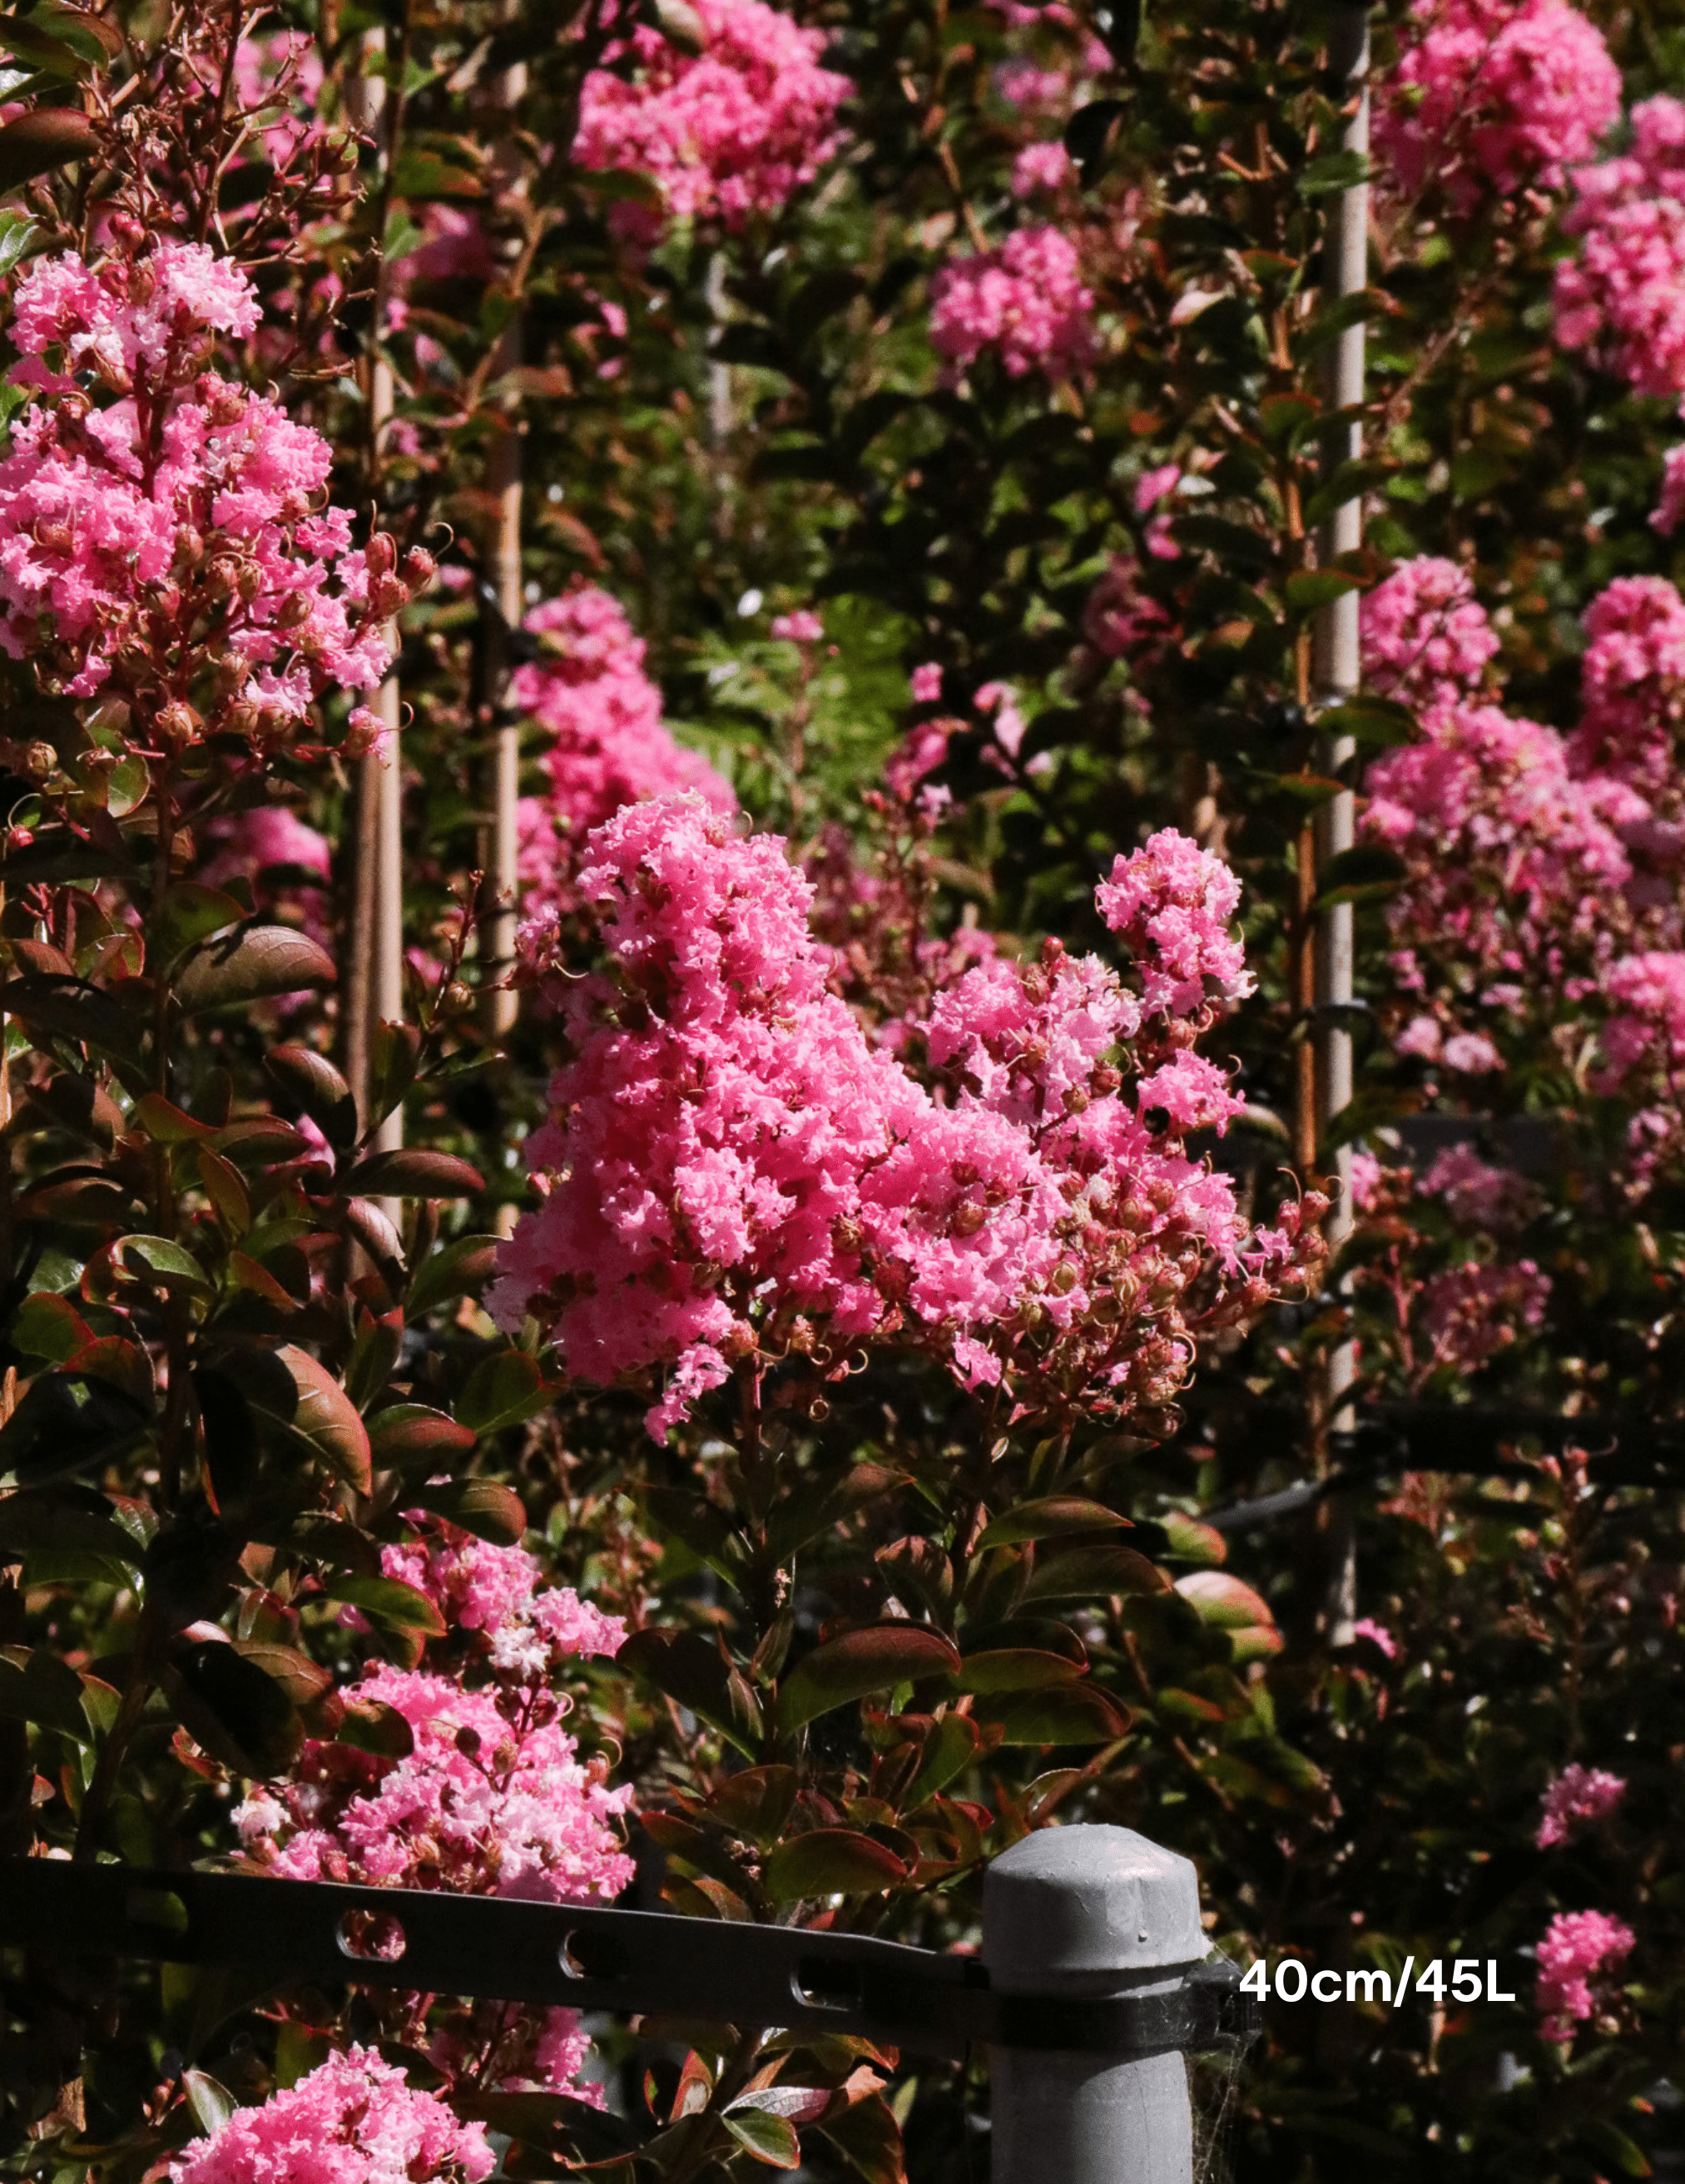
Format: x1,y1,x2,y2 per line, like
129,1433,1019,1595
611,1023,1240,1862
982,1824,1205,1987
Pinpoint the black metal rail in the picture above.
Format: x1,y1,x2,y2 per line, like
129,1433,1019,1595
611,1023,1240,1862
0,1860,1255,2063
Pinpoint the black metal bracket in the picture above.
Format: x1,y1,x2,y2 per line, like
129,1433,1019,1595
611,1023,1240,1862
0,1861,1256,2064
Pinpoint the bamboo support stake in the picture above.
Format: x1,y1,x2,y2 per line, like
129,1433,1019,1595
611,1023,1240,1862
1311,3,1370,1646
342,42,405,1151
478,32,528,1049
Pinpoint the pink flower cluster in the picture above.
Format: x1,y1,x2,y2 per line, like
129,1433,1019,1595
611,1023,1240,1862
929,225,1096,384
1373,0,1620,211
1360,556,1499,711
0,244,425,744
513,585,735,927
1556,97,1685,398
573,0,850,239
171,2048,493,2184
1417,1257,1551,1369
1535,1909,1634,2041
380,1516,627,1684
235,1661,635,1904
1568,576,1685,796
1536,1764,1627,1848
1420,1143,1539,1233
495,795,1321,1437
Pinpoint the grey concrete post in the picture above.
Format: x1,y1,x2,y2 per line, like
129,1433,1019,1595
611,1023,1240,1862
983,1825,1207,2184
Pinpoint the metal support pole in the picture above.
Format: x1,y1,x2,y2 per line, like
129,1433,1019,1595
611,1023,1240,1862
1311,3,1369,1647
984,1825,1207,2184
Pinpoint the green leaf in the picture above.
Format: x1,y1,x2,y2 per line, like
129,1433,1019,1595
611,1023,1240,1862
1160,1513,1227,1567
11,1290,93,1363
0,974,146,1067
367,1019,420,1128
403,1478,526,1546
456,1349,559,1436
151,884,245,966
264,1046,359,1152
336,1697,415,1757
764,1829,907,1902
248,1345,373,1493
1284,569,1364,613
1302,458,1395,531
955,1648,1087,1695
723,2110,801,2170
820,2095,905,2184
0,1491,141,1567
0,212,34,276
114,1233,213,1297
903,1712,981,1805
322,1572,447,1637
344,1148,484,1198
618,1627,761,1756
974,1682,1129,1746
1315,697,1416,748
777,1626,960,1734
1297,149,1371,198
1021,1545,1169,1601
169,1642,302,1776
976,1497,1128,1548
174,926,335,1014
367,1403,476,1467
0,1643,93,1741
1315,843,1405,909
407,1233,500,1317
706,1764,797,1848
642,1485,742,1577
182,2071,235,2137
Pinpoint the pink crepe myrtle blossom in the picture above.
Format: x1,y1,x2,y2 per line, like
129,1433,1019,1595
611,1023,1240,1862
1655,442,1685,537
573,0,850,241
1420,1144,1539,1233
380,1516,627,1682
929,225,1096,384
0,242,426,745
1083,555,1174,667
910,661,944,703
1418,1258,1550,1371
512,585,735,922
170,2048,493,2184
1568,576,1685,796
1536,1765,1627,1849
1351,1617,1398,1660
771,608,824,641
1556,97,1685,399
1535,1909,1635,2041
1012,141,1073,196
1373,0,1620,212
496,795,1322,1435
235,1662,636,1904
1361,556,1499,711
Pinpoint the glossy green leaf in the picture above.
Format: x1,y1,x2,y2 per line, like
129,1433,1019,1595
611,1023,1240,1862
403,1478,526,1545
778,1626,961,1734
456,1349,560,1436
764,1829,907,1902
174,926,335,1013
407,1233,501,1317
976,1497,1128,1548
1021,1545,1169,1601
368,1403,476,1467
724,2108,801,2169
322,1572,448,1636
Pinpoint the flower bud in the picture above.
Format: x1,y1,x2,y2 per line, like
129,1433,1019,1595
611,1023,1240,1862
400,546,437,591
275,590,312,631
236,561,263,603
371,574,409,620
364,531,398,579
156,699,202,746
952,1201,989,1236
22,740,57,781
